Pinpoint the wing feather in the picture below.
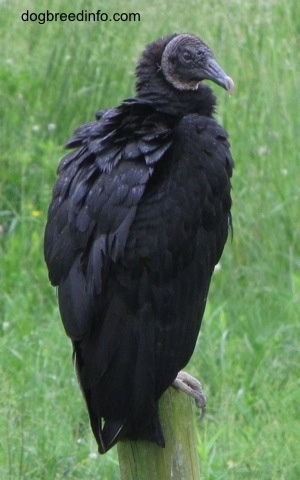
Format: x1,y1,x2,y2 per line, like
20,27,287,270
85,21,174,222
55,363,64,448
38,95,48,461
44,99,174,321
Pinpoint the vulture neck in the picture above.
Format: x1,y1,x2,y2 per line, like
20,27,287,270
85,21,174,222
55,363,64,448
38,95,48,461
136,81,217,118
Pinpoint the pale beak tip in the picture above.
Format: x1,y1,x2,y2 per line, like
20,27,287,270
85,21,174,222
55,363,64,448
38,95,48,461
226,76,235,94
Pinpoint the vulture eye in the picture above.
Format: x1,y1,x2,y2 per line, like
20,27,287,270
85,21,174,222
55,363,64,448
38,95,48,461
182,50,192,62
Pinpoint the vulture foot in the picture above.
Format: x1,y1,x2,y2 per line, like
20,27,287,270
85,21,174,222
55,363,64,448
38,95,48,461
172,371,206,416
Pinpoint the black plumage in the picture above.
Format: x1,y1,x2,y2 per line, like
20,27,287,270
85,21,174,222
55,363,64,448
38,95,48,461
44,33,234,453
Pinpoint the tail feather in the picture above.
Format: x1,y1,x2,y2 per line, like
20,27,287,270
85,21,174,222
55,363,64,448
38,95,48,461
89,409,165,454
98,419,127,454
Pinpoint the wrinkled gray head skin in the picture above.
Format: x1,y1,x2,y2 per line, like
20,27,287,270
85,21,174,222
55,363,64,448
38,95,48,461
161,34,234,93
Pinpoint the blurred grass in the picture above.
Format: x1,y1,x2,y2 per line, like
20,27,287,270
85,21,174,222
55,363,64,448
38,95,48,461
1,0,299,478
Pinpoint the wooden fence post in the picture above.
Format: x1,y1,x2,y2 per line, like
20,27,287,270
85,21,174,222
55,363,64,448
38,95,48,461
117,387,201,480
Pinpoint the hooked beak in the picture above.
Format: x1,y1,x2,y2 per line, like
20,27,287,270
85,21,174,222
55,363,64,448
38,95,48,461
202,58,234,94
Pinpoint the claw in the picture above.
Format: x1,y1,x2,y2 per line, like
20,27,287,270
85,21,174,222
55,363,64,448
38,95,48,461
172,371,206,416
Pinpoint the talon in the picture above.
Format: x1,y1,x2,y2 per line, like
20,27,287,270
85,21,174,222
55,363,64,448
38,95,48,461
173,371,206,416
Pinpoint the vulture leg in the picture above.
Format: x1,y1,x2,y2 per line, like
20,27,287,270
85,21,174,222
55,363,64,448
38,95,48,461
172,371,206,416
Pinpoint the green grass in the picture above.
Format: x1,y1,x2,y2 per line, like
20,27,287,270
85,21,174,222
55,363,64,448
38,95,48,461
1,0,299,478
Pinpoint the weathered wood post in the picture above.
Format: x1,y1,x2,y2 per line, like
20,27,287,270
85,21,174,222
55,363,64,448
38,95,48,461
117,387,201,480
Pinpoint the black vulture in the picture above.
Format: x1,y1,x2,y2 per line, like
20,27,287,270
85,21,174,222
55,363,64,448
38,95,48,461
44,33,234,454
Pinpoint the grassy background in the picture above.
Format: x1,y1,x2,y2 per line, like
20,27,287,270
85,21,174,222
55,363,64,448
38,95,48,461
1,0,299,478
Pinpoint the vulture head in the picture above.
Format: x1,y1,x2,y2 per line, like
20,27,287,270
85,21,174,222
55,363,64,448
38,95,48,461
160,34,234,93
136,33,234,112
